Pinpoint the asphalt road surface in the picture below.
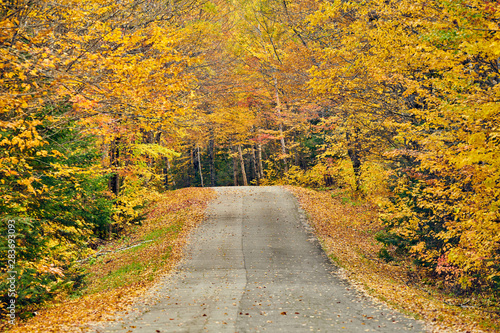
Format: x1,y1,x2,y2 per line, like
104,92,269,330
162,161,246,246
99,186,424,333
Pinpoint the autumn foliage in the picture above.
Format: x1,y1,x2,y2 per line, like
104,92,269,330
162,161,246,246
304,0,500,292
1,0,205,320
0,0,499,329
222,0,500,296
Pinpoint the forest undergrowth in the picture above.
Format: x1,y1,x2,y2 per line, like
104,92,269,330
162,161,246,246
2,188,215,333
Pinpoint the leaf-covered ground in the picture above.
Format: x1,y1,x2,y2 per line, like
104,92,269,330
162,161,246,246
287,186,499,333
4,188,215,333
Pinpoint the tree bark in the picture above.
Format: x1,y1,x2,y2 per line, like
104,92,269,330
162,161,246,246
251,145,259,184
257,144,264,179
346,129,362,191
197,145,204,187
238,144,248,186
232,146,239,186
163,156,170,189
209,136,216,187
108,136,121,240
109,137,120,196
273,75,288,172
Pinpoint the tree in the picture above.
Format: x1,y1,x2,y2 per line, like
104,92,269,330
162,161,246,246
0,0,207,314
307,0,500,289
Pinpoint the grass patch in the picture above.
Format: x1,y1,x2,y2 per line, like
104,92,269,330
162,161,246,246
99,262,146,290
340,196,358,206
162,246,173,260
143,228,168,241
328,253,343,267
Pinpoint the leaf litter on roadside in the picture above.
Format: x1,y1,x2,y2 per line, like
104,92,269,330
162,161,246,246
6,188,215,333
287,186,499,333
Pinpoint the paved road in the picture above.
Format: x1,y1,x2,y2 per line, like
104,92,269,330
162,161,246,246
100,186,424,332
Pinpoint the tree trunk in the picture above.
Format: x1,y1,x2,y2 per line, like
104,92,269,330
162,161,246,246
189,148,195,187
102,141,109,167
238,144,248,186
251,145,259,184
279,124,288,173
273,75,288,172
197,145,204,187
145,131,154,170
232,146,239,186
209,137,216,187
257,144,264,179
108,136,121,241
163,156,170,189
346,129,362,191
109,137,120,196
